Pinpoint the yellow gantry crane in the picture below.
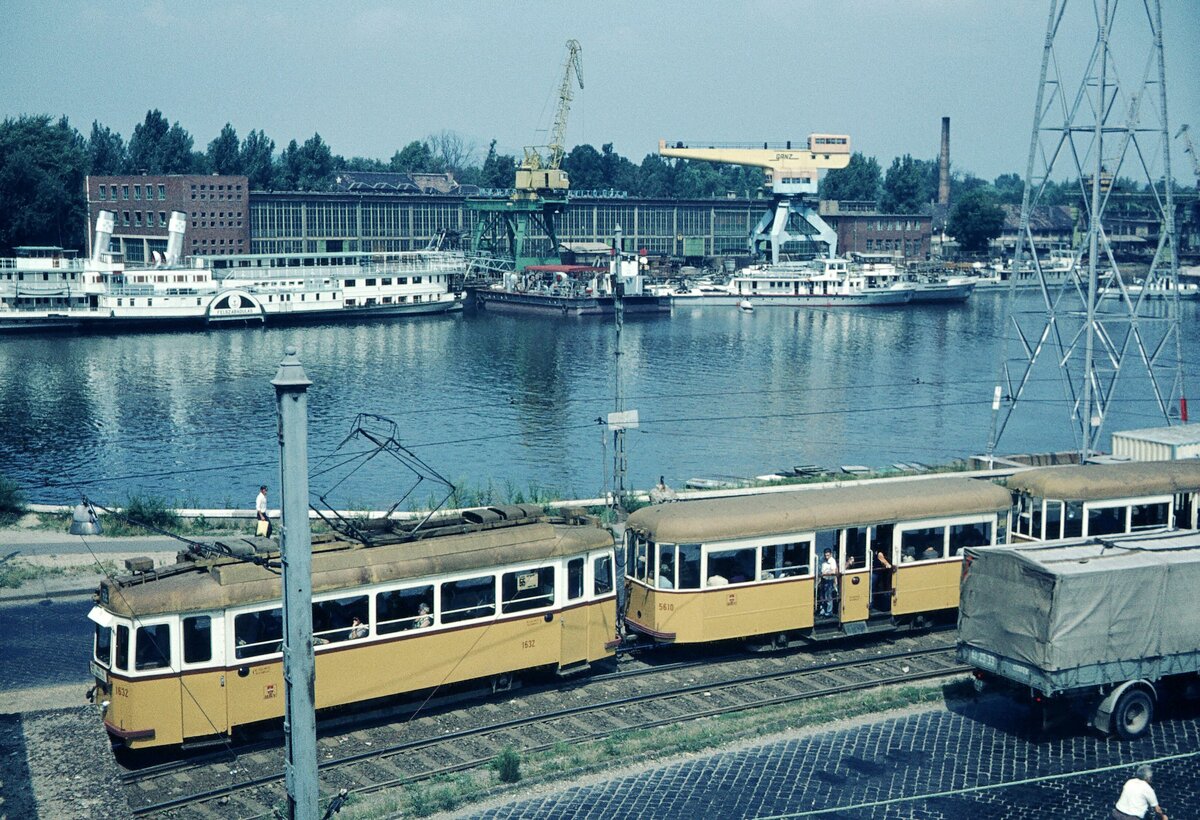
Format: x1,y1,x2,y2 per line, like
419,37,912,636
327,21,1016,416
516,39,584,199
659,134,851,263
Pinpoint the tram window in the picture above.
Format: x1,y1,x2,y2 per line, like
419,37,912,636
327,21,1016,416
568,558,585,600
1044,501,1063,540
948,523,990,557
234,608,283,659
1131,502,1169,530
1088,505,1126,536
502,567,555,613
677,544,701,589
94,624,112,665
814,530,838,559
135,623,171,670
114,624,130,671
844,528,868,570
900,527,945,562
182,616,212,664
377,585,434,634
1018,496,1042,538
441,576,496,623
761,541,809,579
634,538,649,582
593,555,613,595
657,544,676,589
1064,501,1084,538
313,595,369,643
707,548,755,586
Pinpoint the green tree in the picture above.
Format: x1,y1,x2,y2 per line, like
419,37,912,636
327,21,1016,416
290,133,334,191
819,151,881,203
881,154,937,214
993,172,1024,205
87,121,127,175
599,143,637,192
240,129,275,190
479,139,516,188
206,123,242,175
635,154,674,197
127,110,194,173
562,143,604,190
273,139,300,190
390,140,437,173
947,188,1005,253
0,115,88,253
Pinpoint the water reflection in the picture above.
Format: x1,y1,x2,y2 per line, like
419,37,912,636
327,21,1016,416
0,293,1195,507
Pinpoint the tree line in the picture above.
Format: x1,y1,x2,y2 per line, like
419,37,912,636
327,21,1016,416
0,108,1156,254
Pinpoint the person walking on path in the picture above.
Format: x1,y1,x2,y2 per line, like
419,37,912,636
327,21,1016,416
1112,765,1167,820
255,485,270,536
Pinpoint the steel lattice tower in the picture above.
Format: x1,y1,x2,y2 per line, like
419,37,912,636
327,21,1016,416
987,0,1183,460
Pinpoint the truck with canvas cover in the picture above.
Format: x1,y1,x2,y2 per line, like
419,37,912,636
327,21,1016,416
957,530,1200,739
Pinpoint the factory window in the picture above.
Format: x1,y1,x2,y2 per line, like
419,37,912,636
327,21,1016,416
159,212,167,227
122,185,130,200
98,185,107,199
440,575,496,623
182,616,212,664
234,607,283,659
133,185,141,200
158,184,166,200
122,211,130,226
135,623,171,670
134,212,141,226
376,585,434,634
501,566,555,613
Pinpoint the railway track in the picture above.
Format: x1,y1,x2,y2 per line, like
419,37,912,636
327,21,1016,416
122,639,966,818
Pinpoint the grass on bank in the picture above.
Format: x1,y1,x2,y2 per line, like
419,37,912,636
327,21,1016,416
335,677,974,819
0,557,119,589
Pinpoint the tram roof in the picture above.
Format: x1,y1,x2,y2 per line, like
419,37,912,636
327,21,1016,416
100,521,612,618
1005,460,1200,501
626,476,1012,543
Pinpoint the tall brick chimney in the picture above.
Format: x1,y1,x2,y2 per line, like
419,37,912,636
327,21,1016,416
938,116,951,206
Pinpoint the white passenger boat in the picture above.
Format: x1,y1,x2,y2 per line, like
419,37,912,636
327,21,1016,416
1099,276,1200,301
722,258,914,307
0,211,463,333
972,248,1076,290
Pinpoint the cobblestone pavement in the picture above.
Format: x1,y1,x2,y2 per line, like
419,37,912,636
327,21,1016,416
0,595,93,690
467,698,1200,819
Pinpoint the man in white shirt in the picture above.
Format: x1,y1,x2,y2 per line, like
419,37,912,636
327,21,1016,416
255,485,269,535
818,549,838,616
1112,765,1167,820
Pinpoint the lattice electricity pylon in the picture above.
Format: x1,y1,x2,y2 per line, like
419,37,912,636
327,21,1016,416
987,0,1184,460
308,413,455,545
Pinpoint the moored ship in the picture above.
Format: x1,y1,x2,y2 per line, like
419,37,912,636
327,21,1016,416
0,211,463,332
722,257,914,307
472,257,670,316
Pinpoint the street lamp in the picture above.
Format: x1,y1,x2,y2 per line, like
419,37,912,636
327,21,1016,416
69,499,103,536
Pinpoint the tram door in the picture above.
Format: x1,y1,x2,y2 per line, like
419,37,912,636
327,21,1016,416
179,613,229,740
560,557,589,667
1176,492,1196,530
840,528,870,623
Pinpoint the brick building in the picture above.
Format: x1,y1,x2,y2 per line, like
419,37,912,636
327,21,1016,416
84,174,250,263
820,200,932,260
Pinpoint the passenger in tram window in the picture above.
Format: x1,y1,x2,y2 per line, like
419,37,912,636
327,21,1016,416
920,546,940,561
901,547,916,563
872,548,893,612
818,549,839,616
349,617,368,639
414,603,432,629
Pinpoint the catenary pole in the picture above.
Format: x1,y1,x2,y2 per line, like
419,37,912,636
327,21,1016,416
273,346,318,819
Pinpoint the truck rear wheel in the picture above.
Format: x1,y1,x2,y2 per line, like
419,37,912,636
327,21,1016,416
1113,688,1153,740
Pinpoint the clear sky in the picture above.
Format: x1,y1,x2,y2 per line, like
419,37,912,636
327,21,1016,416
3,0,1197,182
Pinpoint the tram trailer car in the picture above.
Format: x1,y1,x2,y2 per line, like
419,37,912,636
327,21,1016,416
87,506,617,750
1007,460,1200,542
623,476,1013,645
958,530,1200,739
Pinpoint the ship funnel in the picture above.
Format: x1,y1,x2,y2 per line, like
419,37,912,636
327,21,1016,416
165,211,187,265
92,210,115,263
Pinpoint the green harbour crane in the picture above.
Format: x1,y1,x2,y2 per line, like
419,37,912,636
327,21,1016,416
469,40,584,275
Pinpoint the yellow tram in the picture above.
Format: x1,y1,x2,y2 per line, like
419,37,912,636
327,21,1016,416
88,506,616,750
623,477,1013,644
1008,460,1200,541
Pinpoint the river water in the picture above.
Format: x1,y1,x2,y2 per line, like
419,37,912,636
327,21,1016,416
1,291,1195,509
